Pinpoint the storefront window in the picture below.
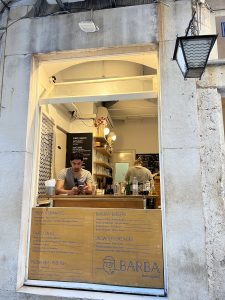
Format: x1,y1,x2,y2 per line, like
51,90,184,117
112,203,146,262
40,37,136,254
27,55,164,295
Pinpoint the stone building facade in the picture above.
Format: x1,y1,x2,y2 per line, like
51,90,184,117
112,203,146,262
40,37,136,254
0,0,224,299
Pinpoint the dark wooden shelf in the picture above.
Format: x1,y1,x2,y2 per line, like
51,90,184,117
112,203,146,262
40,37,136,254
94,161,112,169
94,147,112,157
93,173,112,178
94,136,107,142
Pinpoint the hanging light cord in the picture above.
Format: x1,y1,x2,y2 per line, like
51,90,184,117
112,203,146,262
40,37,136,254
191,0,199,36
0,0,9,10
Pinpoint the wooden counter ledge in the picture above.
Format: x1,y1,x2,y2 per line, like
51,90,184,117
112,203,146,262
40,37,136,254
37,194,160,209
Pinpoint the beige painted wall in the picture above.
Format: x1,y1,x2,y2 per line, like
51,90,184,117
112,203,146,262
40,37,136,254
54,128,67,177
49,102,159,179
41,104,71,132
69,102,96,134
113,118,158,153
57,60,144,81
70,119,96,133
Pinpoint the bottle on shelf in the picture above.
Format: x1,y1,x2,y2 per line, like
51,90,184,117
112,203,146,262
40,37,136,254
126,180,131,195
113,182,119,195
120,182,125,195
132,177,138,196
142,180,150,196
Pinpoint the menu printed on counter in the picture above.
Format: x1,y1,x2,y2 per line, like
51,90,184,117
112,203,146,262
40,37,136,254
28,208,164,288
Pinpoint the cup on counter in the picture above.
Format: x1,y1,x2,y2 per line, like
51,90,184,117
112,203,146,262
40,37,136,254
96,189,105,195
45,179,56,195
46,186,55,196
92,183,97,195
113,183,120,195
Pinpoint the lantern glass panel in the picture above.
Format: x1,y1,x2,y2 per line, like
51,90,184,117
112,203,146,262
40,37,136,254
177,41,187,75
182,37,215,69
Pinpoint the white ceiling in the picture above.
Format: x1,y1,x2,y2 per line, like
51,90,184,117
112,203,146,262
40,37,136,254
106,99,157,120
39,51,158,119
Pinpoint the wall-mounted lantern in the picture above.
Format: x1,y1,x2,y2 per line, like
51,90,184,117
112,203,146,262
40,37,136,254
173,11,217,79
173,35,217,79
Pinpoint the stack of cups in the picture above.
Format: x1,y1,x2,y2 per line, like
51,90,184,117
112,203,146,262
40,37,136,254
92,183,97,195
45,179,56,195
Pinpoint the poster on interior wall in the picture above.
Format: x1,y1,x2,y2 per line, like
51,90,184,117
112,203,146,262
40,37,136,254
66,133,92,173
136,153,159,174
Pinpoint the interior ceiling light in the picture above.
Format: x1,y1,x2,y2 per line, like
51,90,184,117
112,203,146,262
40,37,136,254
78,20,99,33
108,132,117,141
104,127,110,136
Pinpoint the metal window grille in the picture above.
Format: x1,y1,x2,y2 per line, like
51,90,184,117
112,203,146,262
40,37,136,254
38,114,54,194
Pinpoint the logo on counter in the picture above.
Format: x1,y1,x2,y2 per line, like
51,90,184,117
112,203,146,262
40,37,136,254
102,256,161,275
103,256,116,274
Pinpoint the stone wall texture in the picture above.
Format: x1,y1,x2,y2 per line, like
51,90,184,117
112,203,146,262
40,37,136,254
0,1,225,299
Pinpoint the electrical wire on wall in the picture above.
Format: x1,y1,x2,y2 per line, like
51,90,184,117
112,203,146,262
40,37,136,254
70,105,95,128
0,0,9,10
0,10,71,43
79,118,95,127
0,0,165,43
0,0,70,114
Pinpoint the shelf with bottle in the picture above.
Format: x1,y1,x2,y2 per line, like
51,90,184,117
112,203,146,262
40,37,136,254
94,161,112,169
93,173,112,179
93,150,112,179
93,148,111,164
93,135,113,188
93,163,112,178
94,147,111,157
93,136,112,156
93,136,107,144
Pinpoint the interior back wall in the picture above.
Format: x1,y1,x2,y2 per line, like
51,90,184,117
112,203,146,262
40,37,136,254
42,105,71,132
113,118,158,153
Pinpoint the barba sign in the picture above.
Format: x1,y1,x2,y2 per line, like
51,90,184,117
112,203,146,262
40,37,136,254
102,256,161,275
